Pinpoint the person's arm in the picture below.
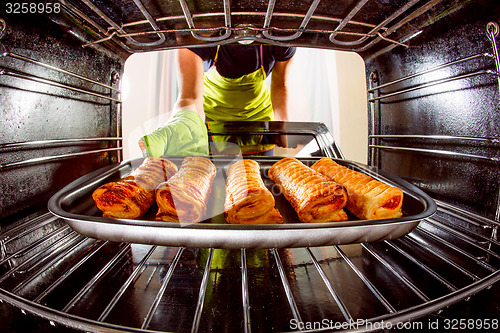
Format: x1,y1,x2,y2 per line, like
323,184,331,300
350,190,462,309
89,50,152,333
138,49,208,158
175,48,205,119
270,58,294,121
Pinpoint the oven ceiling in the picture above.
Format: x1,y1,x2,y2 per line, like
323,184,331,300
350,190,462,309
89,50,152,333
60,0,473,57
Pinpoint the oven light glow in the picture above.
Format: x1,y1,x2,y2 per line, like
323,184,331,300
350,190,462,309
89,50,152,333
235,24,257,44
121,72,130,102
400,30,423,43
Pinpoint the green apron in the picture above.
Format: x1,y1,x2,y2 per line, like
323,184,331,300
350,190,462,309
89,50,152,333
204,45,275,155
204,45,273,122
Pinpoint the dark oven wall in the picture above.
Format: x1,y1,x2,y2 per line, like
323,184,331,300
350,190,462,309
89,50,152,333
363,1,500,224
0,11,126,227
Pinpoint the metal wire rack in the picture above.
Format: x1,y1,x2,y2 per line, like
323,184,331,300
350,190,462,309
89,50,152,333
0,51,121,102
367,22,500,223
1,2,499,331
0,205,499,332
367,24,500,162
57,0,456,53
0,49,123,168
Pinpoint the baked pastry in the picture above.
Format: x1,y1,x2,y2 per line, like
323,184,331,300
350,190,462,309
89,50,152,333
311,157,403,220
92,157,178,219
268,158,348,223
224,159,283,224
156,157,216,223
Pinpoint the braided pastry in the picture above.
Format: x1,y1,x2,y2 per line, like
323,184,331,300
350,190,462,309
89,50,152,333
92,157,178,219
156,157,216,223
311,158,403,220
268,158,348,223
224,159,283,224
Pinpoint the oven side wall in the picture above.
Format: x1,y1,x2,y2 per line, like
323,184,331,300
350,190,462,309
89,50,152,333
364,2,500,222
0,13,126,227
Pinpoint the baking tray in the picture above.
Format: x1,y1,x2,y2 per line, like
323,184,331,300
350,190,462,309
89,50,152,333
48,156,437,249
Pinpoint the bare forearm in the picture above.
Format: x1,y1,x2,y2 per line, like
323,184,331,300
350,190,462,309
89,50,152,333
271,83,289,121
175,49,206,120
174,97,204,120
270,59,293,122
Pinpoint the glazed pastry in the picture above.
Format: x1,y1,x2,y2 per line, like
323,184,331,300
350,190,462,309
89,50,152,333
311,157,403,220
224,159,283,224
92,157,178,219
268,158,348,223
156,157,216,223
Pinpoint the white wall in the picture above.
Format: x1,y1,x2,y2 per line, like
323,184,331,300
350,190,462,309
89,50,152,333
122,50,177,160
333,51,368,164
287,49,367,163
122,48,367,163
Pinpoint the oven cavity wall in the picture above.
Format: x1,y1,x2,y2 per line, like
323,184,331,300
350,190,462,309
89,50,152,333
363,1,500,226
0,12,127,227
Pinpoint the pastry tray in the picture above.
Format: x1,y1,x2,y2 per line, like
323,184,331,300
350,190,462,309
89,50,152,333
48,156,437,249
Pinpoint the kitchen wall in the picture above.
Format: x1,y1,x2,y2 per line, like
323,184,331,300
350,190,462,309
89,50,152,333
121,50,176,160
286,48,367,163
334,50,368,163
122,48,367,163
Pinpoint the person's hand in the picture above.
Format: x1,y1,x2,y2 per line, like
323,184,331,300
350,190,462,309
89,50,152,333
139,110,209,157
272,134,288,148
269,134,298,149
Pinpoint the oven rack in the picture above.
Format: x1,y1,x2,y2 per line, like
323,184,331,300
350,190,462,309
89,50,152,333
367,23,500,223
367,32,500,159
367,23,500,161
58,0,454,53
0,51,121,102
0,138,122,170
0,49,123,167
0,202,499,332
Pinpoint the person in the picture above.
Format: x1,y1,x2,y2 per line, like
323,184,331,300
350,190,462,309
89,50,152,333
139,43,296,157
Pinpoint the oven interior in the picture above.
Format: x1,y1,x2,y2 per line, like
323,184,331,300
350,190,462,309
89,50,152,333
1,0,500,332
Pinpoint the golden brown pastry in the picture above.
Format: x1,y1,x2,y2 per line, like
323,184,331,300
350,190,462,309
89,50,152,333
311,157,403,220
224,159,283,224
156,157,216,223
268,158,348,223
92,157,178,219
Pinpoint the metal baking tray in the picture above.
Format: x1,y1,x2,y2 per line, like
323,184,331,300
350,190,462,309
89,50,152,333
48,156,437,249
